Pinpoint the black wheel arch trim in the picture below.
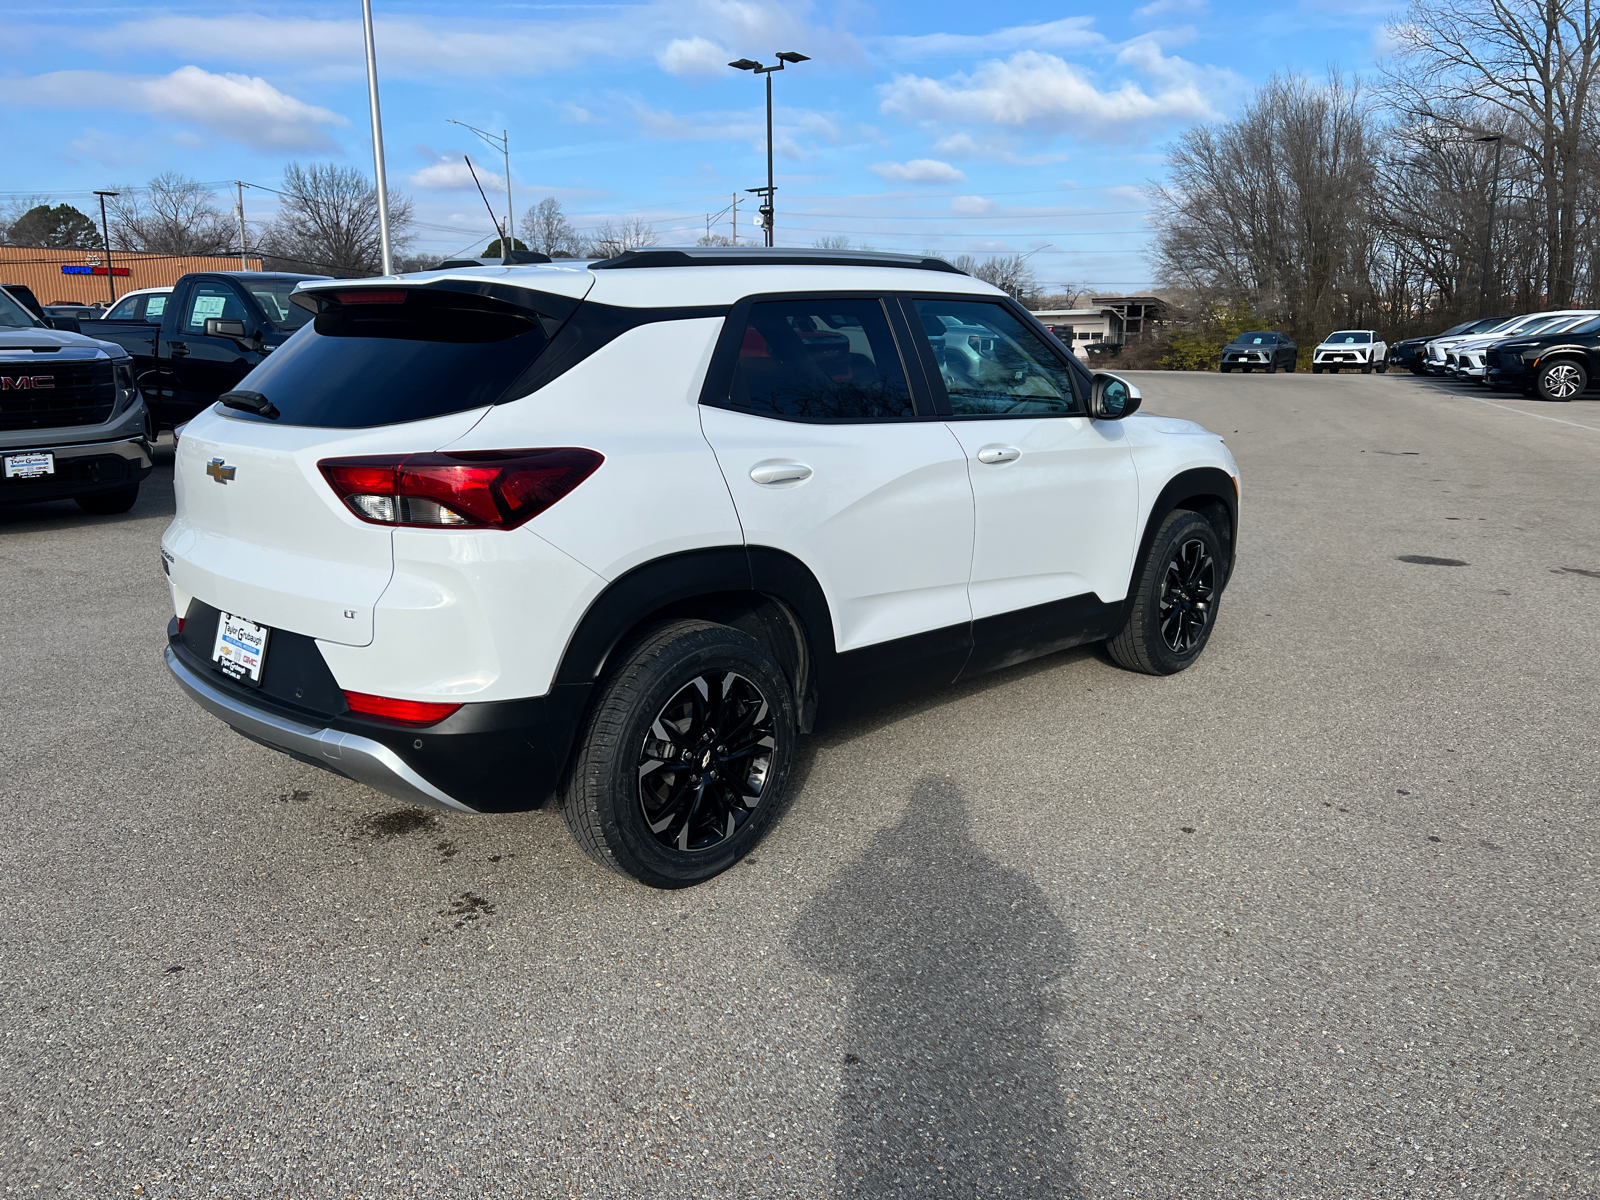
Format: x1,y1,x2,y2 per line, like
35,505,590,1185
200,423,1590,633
1128,468,1239,604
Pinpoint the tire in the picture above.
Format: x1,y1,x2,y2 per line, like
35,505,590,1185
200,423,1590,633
1107,510,1224,676
1361,361,1372,374
1312,365,1322,375
560,619,797,888
1534,358,1586,402
1374,359,1388,373
1219,365,1232,373
75,485,139,515
1409,367,1426,375
1266,361,1278,374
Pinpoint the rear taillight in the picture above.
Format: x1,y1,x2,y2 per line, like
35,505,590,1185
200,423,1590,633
343,690,462,725
318,449,603,530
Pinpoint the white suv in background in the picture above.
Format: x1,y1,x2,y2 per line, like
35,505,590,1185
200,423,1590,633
1443,310,1599,381
161,248,1240,888
1311,330,1387,374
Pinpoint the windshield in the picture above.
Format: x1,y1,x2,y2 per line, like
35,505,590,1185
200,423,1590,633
1325,331,1370,344
1234,332,1276,344
246,279,321,331
0,290,41,328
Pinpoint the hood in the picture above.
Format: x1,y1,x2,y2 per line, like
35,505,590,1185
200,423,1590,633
0,327,129,358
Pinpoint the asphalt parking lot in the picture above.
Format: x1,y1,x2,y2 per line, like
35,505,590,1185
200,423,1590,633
2,371,1596,1199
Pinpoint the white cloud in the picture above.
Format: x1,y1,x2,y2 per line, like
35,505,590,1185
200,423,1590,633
883,18,1105,59
658,36,732,78
560,103,596,124
933,132,1072,165
1,66,345,150
880,50,1219,138
1133,0,1210,20
869,158,967,184
951,195,995,214
409,156,507,192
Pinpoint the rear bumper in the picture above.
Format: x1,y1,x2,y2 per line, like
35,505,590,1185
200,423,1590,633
0,433,152,505
165,646,480,813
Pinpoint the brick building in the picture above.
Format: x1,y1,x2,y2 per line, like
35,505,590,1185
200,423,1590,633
0,246,263,307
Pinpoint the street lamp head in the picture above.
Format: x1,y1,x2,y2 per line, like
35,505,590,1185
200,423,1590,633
728,58,762,71
774,51,809,63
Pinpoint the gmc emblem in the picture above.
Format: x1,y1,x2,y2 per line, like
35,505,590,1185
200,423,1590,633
0,375,54,390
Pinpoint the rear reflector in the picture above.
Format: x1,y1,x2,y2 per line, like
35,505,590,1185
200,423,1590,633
319,449,603,530
342,690,462,725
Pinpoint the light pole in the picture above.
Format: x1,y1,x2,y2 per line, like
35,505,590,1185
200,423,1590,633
1475,133,1503,319
728,51,809,247
448,119,514,256
93,191,119,303
361,0,394,276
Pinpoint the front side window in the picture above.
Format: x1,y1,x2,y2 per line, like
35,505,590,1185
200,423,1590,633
913,298,1078,416
0,290,40,328
184,283,249,332
106,296,141,320
729,298,913,420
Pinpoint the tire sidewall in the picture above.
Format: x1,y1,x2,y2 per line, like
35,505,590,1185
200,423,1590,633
1131,512,1224,674
586,628,796,887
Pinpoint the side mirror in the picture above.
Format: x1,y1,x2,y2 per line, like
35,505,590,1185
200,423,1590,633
1088,372,1141,420
46,316,82,334
205,317,247,338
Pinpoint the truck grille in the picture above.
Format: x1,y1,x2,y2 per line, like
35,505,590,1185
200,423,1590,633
0,359,116,431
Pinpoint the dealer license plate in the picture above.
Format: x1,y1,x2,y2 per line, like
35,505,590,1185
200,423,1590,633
212,611,270,685
4,452,53,479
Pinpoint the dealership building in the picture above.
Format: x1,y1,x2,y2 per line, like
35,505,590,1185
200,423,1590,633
0,247,264,307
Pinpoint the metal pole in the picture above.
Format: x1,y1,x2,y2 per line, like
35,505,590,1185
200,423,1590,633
93,191,118,303
764,70,775,247
732,192,737,244
236,181,248,271
503,130,514,254
1479,137,1503,319
361,0,394,276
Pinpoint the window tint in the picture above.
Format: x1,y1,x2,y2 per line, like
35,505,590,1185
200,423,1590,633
229,287,555,429
184,283,249,332
246,281,314,330
728,298,913,420
913,299,1078,416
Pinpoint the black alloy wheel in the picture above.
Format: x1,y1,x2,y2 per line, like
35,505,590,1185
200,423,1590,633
637,671,777,853
1107,509,1226,675
1158,538,1216,654
561,619,796,888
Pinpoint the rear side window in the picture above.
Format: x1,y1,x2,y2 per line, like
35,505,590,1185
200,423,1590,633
729,298,914,420
913,298,1079,417
230,286,557,428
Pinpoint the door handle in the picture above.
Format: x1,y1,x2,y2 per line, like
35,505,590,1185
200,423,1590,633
167,342,189,357
976,445,1020,464
749,462,813,485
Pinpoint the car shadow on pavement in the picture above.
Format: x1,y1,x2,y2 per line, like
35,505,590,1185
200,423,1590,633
789,775,1080,1197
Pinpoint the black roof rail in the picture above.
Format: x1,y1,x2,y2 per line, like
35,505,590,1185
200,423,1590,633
588,247,967,274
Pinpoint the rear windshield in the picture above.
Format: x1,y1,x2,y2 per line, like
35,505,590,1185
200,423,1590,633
229,286,557,428
1325,331,1370,343
246,280,319,331
0,291,40,328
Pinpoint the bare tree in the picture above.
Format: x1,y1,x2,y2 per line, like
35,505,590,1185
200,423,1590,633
109,173,234,255
518,197,582,258
812,235,852,250
952,253,1040,302
586,217,658,258
1385,0,1600,307
259,162,415,277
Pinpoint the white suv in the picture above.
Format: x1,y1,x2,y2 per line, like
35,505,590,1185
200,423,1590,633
1311,329,1387,374
161,248,1240,887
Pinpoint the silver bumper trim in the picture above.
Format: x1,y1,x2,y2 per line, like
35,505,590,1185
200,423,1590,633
164,646,476,813
6,434,152,469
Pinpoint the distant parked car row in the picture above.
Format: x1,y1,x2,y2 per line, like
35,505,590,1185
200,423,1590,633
1394,309,1600,401
1218,328,1391,375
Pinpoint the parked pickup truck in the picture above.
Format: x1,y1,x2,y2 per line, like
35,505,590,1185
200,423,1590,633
94,271,327,429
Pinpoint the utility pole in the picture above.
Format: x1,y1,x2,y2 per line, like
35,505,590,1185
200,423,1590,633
448,120,515,255
728,52,809,247
361,0,394,276
235,181,249,271
93,191,118,303
732,192,738,244
1475,134,1503,319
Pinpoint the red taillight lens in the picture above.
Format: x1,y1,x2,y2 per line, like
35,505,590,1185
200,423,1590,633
318,449,602,530
342,690,462,725
335,289,409,304
176,617,186,634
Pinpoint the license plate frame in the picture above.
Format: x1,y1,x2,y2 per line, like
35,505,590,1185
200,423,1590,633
212,611,270,686
4,451,54,480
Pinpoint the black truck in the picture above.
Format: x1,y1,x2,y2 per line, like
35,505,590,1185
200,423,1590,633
94,271,328,428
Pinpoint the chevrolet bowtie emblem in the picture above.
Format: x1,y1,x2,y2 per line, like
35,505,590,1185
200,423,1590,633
206,458,236,484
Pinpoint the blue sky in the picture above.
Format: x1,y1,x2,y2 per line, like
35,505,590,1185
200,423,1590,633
2,0,1392,290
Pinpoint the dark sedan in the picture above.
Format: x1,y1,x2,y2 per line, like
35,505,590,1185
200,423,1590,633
1485,314,1600,399
1389,318,1504,375
1220,331,1297,373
